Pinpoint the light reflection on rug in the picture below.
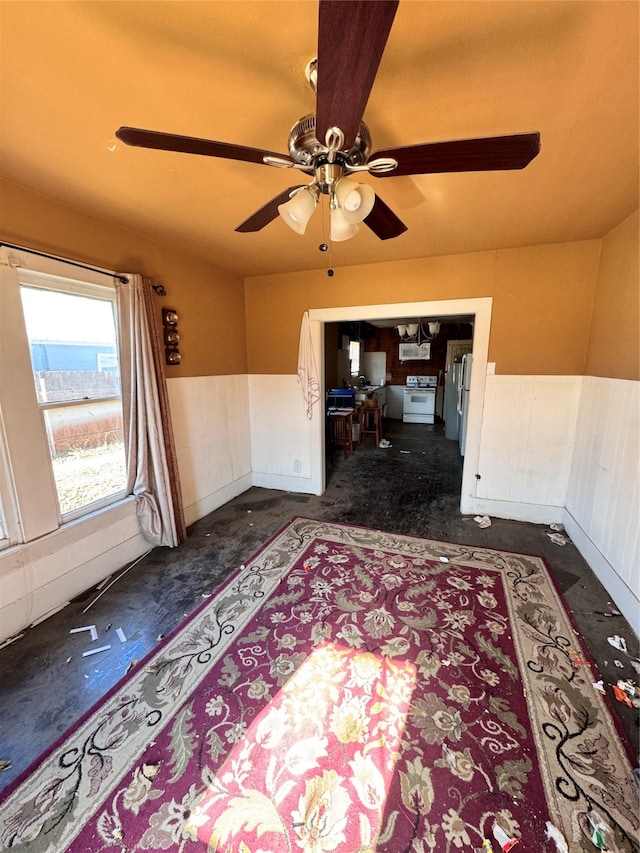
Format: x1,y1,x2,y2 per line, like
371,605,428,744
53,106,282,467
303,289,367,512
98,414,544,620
0,518,637,852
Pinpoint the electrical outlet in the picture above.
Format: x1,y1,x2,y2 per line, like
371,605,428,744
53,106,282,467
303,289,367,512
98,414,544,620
293,459,301,474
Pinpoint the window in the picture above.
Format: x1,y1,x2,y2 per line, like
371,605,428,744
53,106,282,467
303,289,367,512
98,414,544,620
349,340,360,377
19,273,127,519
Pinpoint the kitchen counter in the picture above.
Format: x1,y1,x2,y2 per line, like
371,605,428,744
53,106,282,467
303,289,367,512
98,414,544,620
355,385,387,415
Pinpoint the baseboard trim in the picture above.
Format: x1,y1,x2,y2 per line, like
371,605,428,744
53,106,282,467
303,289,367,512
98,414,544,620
183,474,253,527
461,497,564,525
251,472,318,495
562,510,639,638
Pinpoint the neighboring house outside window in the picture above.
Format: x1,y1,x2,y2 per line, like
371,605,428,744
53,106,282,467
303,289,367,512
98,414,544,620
19,276,127,519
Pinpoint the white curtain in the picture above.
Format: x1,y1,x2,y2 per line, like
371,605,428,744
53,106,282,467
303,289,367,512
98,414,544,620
116,274,183,547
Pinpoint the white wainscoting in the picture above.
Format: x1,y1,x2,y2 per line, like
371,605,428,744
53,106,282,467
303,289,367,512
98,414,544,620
473,375,581,521
564,377,639,635
167,375,253,526
248,375,322,494
0,499,148,644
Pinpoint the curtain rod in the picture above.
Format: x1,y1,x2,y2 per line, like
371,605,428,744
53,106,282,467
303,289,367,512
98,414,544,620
0,241,129,284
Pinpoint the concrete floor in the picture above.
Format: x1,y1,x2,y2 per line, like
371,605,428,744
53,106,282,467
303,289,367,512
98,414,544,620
0,420,638,793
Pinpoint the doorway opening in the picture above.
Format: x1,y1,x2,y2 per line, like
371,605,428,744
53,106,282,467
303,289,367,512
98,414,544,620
307,297,492,517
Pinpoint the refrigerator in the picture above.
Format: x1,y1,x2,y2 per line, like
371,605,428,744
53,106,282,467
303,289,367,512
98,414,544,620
457,353,473,456
443,360,462,440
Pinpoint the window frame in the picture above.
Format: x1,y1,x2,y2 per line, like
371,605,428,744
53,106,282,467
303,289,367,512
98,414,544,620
0,253,128,545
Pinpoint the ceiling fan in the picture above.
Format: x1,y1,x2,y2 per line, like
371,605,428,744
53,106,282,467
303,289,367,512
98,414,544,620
115,0,541,243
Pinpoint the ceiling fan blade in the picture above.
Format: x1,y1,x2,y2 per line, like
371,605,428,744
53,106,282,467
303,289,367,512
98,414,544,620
116,127,292,166
235,187,305,233
316,0,398,149
370,132,541,177
363,194,407,240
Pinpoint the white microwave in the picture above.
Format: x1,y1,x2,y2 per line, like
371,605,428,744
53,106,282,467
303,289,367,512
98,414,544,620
399,342,431,361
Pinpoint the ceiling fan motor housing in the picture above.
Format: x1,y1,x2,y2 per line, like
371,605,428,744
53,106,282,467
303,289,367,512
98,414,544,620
287,113,372,169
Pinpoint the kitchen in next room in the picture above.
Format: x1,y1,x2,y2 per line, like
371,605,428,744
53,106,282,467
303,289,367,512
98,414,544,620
324,317,474,459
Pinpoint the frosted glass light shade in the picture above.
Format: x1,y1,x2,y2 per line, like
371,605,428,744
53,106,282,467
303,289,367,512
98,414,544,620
335,178,375,223
330,207,359,242
278,188,317,234
406,323,419,337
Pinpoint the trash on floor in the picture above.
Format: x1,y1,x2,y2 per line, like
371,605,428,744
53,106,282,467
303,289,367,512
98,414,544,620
474,515,492,528
126,659,139,674
617,678,636,697
492,822,520,851
70,625,99,642
592,680,606,694
378,439,392,448
0,759,11,772
549,522,565,532
82,645,111,658
545,822,569,853
587,809,612,850
546,531,568,546
607,634,629,654
116,628,127,643
612,685,633,707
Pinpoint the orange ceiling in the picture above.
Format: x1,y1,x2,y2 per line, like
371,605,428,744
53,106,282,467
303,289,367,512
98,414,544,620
0,1,638,278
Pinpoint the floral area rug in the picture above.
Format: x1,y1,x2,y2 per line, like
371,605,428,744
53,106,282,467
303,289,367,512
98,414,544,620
0,518,638,852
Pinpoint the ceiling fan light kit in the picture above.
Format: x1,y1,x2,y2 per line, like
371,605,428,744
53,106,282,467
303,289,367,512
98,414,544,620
277,187,319,235
115,0,541,250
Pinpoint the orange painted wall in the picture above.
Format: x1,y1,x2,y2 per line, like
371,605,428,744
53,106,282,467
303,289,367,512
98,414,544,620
4,178,636,382
0,179,247,377
244,241,602,376
585,210,639,380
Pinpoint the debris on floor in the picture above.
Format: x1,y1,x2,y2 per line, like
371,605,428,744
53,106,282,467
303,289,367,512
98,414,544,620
612,685,633,707
545,822,569,853
82,645,111,658
492,822,520,851
587,808,612,851
474,515,492,528
378,439,392,448
607,635,629,654
592,680,606,694
546,531,568,546
70,624,99,642
0,759,11,772
549,522,565,532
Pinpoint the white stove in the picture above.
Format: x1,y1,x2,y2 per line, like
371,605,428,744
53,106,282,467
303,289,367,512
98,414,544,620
403,375,437,423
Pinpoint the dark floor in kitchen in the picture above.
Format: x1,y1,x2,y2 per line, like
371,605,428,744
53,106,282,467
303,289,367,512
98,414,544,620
0,420,638,793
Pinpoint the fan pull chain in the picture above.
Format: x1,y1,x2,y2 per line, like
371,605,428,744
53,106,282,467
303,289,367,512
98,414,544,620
318,195,335,277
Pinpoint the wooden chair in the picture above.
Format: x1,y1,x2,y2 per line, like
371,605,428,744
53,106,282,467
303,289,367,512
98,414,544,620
359,406,382,447
328,408,354,459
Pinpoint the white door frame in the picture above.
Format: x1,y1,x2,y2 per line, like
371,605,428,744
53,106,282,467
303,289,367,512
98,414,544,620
308,297,492,513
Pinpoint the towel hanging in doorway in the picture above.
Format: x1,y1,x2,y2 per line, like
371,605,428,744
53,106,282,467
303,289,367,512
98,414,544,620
297,311,321,419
